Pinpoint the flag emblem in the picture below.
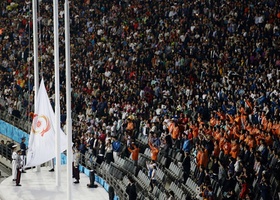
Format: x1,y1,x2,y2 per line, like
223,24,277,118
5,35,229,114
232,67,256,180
31,114,51,136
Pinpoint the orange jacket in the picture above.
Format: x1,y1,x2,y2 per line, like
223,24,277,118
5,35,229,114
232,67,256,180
219,137,226,149
265,135,273,146
209,117,216,127
216,111,226,121
247,138,255,149
261,116,268,131
267,121,273,132
149,142,159,161
172,126,180,140
245,99,253,113
190,125,199,138
196,150,202,167
213,144,220,158
272,123,280,136
168,122,175,133
202,149,209,168
230,143,239,159
227,114,235,124
128,145,140,161
223,142,231,155
126,121,134,131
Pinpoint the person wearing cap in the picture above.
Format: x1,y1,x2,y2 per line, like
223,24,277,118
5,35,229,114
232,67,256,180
20,137,27,173
11,144,17,181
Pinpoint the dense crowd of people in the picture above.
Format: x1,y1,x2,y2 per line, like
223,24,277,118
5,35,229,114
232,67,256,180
1,0,280,199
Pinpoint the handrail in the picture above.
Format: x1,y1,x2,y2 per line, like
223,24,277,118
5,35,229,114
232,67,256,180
79,153,125,200
0,144,12,162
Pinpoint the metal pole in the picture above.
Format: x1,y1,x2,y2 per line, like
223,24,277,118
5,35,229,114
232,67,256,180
32,0,40,173
53,0,61,186
65,0,73,199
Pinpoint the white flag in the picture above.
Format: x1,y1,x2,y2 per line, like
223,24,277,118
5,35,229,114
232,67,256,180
25,79,67,167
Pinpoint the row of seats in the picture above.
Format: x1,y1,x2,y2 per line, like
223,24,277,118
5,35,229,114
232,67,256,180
169,181,188,200
137,153,150,168
114,156,137,175
109,162,124,180
155,167,166,184
137,170,150,190
182,178,201,199
95,161,128,199
164,161,183,181
151,185,168,200
136,134,149,147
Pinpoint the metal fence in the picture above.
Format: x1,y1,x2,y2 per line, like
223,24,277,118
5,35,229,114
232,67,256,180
0,144,12,162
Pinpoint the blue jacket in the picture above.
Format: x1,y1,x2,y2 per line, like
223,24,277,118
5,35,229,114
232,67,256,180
182,139,191,153
112,141,121,152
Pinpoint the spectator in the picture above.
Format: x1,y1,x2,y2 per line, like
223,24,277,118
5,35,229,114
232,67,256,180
96,140,105,165
182,132,191,153
182,151,191,184
91,134,99,157
148,138,159,162
126,176,137,200
105,138,114,164
259,177,270,200
239,179,249,200
127,143,139,166
112,136,122,162
1,0,280,199
146,160,157,192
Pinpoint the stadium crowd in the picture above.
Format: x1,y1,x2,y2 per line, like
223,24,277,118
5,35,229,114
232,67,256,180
1,0,280,199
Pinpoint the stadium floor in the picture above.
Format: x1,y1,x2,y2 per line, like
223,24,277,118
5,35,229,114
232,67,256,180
0,165,108,200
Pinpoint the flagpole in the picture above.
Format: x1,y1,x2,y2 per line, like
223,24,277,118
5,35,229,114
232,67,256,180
32,0,40,172
65,0,73,199
53,0,61,186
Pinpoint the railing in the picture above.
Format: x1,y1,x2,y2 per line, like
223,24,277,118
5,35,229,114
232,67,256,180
0,110,31,133
0,144,12,162
79,153,126,200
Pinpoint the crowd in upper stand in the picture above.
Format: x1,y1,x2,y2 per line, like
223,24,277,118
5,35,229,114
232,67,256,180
1,0,280,199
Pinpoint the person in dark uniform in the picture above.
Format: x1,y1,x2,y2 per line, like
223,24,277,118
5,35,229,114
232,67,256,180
126,176,137,200
20,137,27,173
108,185,115,200
91,134,99,157
16,150,23,186
182,151,191,183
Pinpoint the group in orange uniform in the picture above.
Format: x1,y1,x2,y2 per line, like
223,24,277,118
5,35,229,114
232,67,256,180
161,105,280,172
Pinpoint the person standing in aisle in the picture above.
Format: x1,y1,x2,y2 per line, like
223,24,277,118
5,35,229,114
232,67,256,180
182,151,191,183
11,144,18,181
126,176,137,200
15,150,23,186
20,137,27,173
